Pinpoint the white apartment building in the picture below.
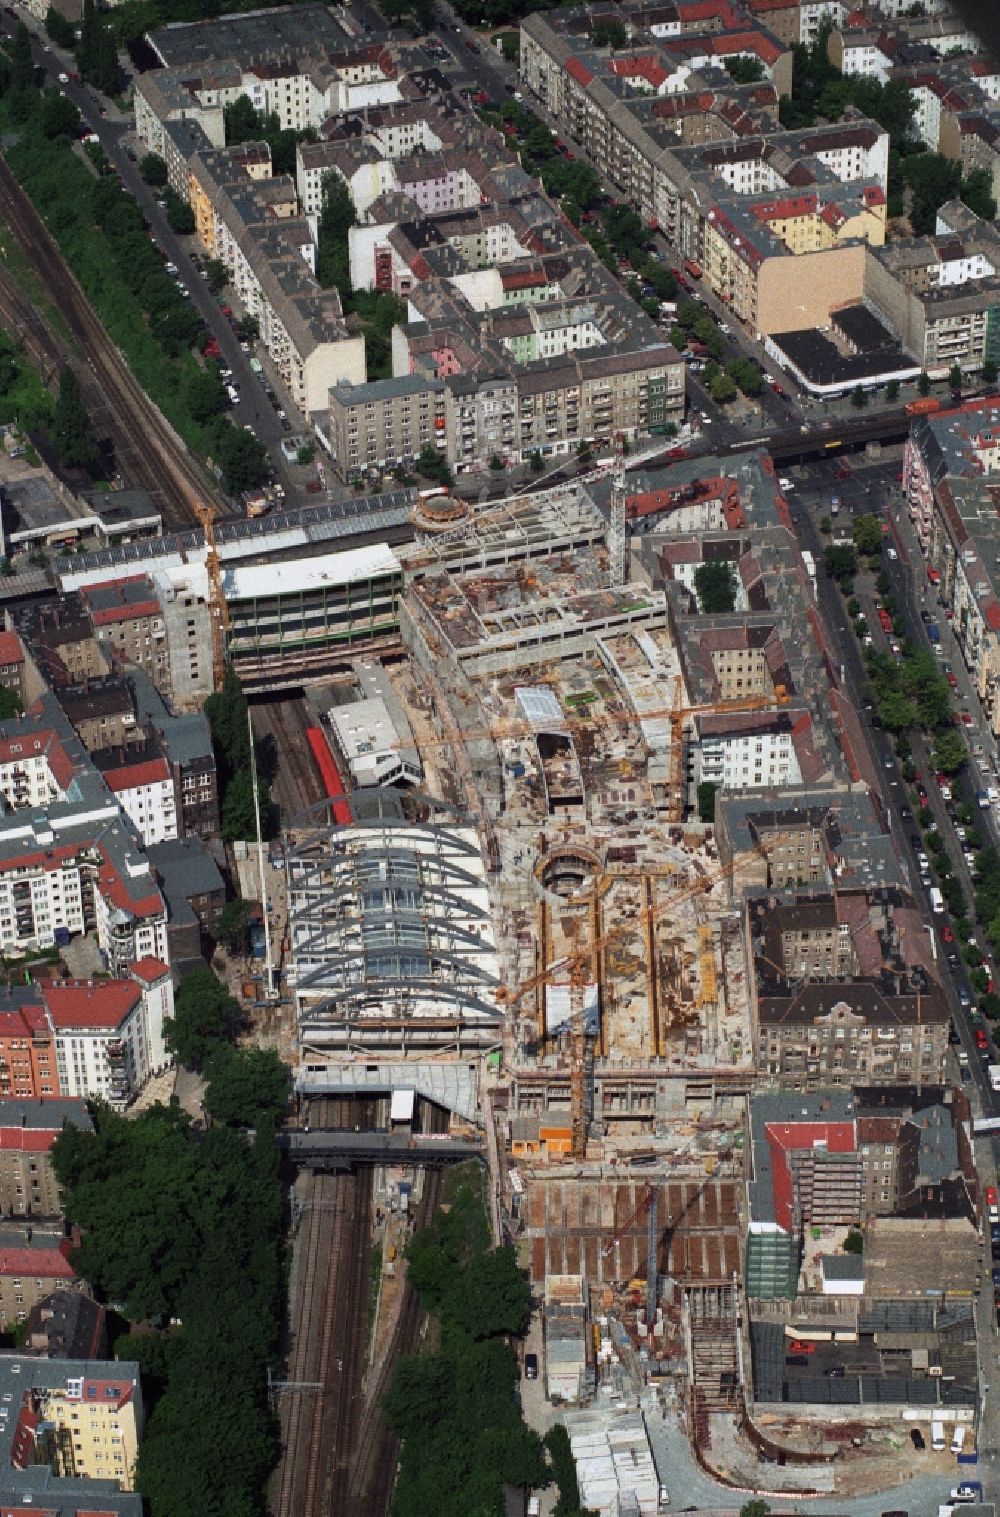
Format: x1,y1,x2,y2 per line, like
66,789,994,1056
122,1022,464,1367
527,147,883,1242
102,759,178,848
694,713,804,793
47,962,172,1110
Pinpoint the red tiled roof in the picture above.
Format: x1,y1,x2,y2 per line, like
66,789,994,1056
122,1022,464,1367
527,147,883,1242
0,1128,60,1153
565,56,594,88
80,1377,133,1409
0,730,74,790
0,630,24,666
103,758,170,792
131,956,170,983
501,269,547,290
96,845,162,918
0,1243,75,1278
766,1119,856,1231
711,30,781,65
0,1006,48,1039
43,980,141,1031
863,185,885,207
609,56,669,87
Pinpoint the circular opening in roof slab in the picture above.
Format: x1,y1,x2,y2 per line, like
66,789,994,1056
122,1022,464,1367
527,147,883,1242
535,843,604,904
409,493,473,532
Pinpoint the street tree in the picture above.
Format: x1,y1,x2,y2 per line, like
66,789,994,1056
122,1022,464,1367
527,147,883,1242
139,152,168,187
40,90,80,140
918,370,931,396
932,729,967,774
853,514,883,556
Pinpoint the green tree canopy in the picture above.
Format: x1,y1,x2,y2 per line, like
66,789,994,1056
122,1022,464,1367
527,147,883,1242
203,1043,288,1128
962,166,997,222
139,152,168,186
185,367,228,425
40,89,80,140
853,513,883,556
316,171,356,293
697,781,719,824
694,560,737,612
824,543,857,584
202,257,228,293
932,729,967,774
45,7,76,47
724,54,765,83
904,151,962,234
52,365,100,474
164,965,241,1070
212,420,269,495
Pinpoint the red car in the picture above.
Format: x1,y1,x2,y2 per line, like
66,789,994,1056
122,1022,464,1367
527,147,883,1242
834,465,851,481
987,1186,998,1208
789,1340,815,1354
976,1028,990,1050
960,711,974,726
940,924,955,943
666,446,689,461
947,673,959,688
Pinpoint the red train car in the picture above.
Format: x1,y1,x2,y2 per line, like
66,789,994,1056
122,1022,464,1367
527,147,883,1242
305,727,352,825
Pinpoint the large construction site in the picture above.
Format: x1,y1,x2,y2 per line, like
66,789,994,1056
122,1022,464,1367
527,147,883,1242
273,461,964,1513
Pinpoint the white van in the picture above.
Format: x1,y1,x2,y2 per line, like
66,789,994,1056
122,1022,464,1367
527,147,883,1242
929,886,945,914
932,1420,946,1451
951,1426,966,1455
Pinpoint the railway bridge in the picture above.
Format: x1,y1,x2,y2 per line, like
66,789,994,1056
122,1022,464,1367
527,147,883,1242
279,1127,484,1171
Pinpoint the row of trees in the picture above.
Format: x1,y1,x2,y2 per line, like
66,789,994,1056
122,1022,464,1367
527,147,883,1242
383,1175,550,1517
204,664,276,841
51,1090,285,1514
0,51,266,493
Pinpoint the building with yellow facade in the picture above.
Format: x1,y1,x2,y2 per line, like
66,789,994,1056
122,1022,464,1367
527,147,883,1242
1,1355,143,1513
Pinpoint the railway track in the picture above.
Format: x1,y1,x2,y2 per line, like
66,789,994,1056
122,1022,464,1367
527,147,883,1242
251,696,324,821
347,1164,443,1517
0,151,222,532
273,1097,376,1517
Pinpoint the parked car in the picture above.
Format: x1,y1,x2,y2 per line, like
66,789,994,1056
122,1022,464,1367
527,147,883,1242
909,1429,925,1451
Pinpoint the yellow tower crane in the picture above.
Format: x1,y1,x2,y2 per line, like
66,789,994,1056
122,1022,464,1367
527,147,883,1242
194,501,230,692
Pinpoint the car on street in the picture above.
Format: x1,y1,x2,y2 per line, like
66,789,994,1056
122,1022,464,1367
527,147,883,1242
940,924,955,943
789,1340,815,1353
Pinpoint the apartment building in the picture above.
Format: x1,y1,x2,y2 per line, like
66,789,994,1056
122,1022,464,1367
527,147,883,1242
520,10,889,333
0,1100,93,1218
56,678,140,754
0,629,26,705
744,1084,976,1301
94,749,178,848
48,965,172,1108
183,139,365,412
864,200,1000,374
0,1227,81,1331
135,4,404,154
903,397,1000,735
715,788,903,898
8,1355,143,1491
79,575,171,696
327,374,447,476
747,888,951,1089
0,699,170,965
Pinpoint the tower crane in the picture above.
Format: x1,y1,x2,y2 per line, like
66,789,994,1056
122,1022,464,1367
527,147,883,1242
495,833,793,1160
193,501,230,693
